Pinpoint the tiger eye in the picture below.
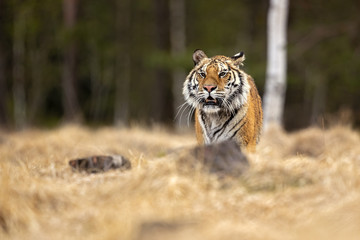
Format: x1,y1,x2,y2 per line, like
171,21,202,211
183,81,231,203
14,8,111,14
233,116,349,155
199,72,206,78
219,71,227,78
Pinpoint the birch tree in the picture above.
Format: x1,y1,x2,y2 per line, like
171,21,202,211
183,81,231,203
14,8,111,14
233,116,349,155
263,0,289,130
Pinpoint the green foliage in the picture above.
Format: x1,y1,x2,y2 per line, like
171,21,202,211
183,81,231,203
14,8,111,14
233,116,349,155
0,0,359,129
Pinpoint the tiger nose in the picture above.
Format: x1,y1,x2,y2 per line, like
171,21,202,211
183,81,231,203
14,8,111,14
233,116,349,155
203,85,217,93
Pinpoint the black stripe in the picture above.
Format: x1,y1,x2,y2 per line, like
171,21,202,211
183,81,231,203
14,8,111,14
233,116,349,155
212,125,224,137
226,69,243,104
230,120,247,139
228,114,246,133
200,110,208,133
187,71,196,92
228,72,235,87
213,109,238,139
227,86,242,104
232,68,243,86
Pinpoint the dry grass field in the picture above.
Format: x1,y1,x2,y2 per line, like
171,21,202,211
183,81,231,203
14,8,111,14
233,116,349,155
0,124,360,240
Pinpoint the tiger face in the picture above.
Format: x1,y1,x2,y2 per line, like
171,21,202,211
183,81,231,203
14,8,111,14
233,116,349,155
182,49,263,151
183,50,250,114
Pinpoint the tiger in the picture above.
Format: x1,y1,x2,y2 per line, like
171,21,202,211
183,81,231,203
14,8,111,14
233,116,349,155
182,49,263,152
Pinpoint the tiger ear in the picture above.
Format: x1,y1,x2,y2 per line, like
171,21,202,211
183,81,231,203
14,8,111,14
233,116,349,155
232,51,245,67
193,49,208,65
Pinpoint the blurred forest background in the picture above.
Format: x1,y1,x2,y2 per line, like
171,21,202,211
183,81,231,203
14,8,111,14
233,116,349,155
0,0,359,130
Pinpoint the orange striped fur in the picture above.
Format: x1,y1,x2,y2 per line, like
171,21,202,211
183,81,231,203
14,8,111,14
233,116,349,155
183,50,263,152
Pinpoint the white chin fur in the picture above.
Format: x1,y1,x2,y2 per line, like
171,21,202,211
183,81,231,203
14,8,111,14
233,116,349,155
201,105,221,113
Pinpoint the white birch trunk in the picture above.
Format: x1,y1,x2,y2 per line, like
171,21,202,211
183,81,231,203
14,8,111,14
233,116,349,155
169,0,187,129
263,0,289,130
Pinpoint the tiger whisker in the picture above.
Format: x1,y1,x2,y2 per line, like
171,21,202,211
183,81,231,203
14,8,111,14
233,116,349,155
179,104,193,125
228,100,236,115
187,97,202,126
187,108,194,127
175,101,190,121
224,98,236,116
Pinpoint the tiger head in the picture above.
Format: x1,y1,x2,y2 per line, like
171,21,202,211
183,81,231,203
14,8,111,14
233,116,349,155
183,49,250,114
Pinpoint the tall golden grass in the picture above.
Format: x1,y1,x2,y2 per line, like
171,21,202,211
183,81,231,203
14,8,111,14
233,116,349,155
0,125,360,240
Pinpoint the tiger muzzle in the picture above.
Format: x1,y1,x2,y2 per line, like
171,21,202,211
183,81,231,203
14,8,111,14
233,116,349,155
205,96,217,105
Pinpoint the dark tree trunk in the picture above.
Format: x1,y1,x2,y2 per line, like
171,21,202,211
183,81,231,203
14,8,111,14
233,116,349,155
169,0,187,129
152,0,173,124
114,0,131,126
0,43,6,126
0,0,8,126
62,0,81,122
311,75,327,125
12,6,27,129
28,39,46,124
